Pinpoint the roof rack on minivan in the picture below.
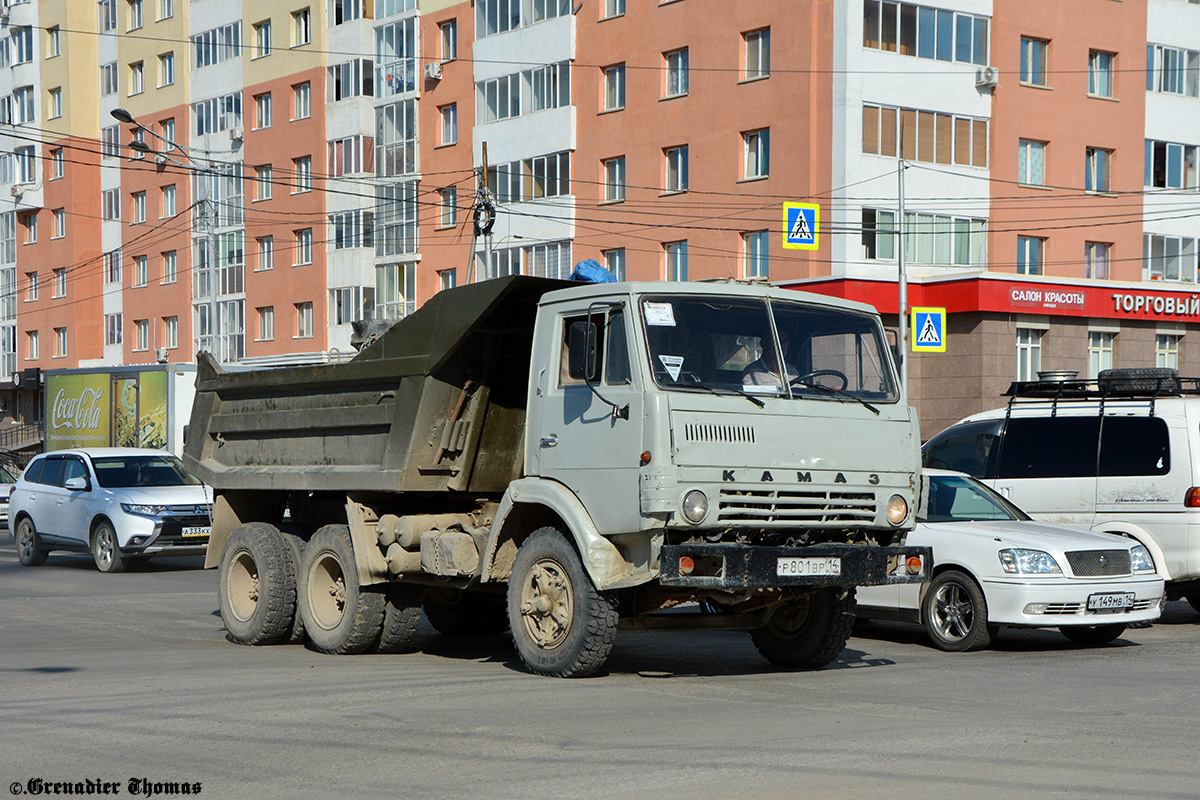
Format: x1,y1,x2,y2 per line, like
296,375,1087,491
1003,368,1200,419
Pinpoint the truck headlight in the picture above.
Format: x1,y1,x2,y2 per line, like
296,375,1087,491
681,490,709,524
1130,545,1156,574
999,548,1062,574
886,495,908,525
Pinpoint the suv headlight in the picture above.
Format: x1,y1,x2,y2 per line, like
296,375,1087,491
1130,545,1156,574
121,503,170,518
999,548,1062,575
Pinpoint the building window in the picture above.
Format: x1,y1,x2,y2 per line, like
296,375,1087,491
293,156,312,192
1088,331,1114,379
192,23,242,69
439,188,458,227
665,48,689,97
1086,147,1111,193
603,157,626,202
477,0,520,37
329,58,374,101
293,82,311,120
256,236,274,271
159,118,175,149
295,302,313,338
293,9,311,46
52,268,66,297
1156,334,1180,369
1147,44,1200,97
132,191,147,224
1017,236,1044,275
257,306,274,341
333,0,364,24
254,21,272,58
255,165,273,200
1088,50,1113,98
1144,234,1198,282
52,209,65,240
102,189,120,221
151,186,172,220
47,27,61,58
12,86,35,125
1018,140,1046,186
50,149,63,179
10,27,33,64
162,250,177,284
604,64,625,111
440,104,458,145
744,129,770,179
1085,242,1110,280
14,147,36,182
133,256,147,287
603,248,626,280
22,213,36,244
1146,139,1200,189
1021,37,1048,86
744,231,769,279
331,210,374,249
159,52,175,86
478,74,521,123
159,0,173,21
48,88,62,119
440,20,457,61
603,0,625,18
529,62,570,112
128,0,144,30
25,272,38,302
486,151,571,203
1016,328,1042,381
26,331,39,360
105,250,122,283
105,314,122,346
129,61,144,95
164,316,178,348
54,328,67,358
665,241,688,281
295,229,313,265
745,29,770,79
439,270,457,291
100,62,118,96
862,104,988,167
99,0,117,32
665,146,688,193
863,2,988,64
134,319,149,351
253,93,272,130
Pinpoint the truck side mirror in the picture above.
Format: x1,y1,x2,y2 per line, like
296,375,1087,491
567,320,599,381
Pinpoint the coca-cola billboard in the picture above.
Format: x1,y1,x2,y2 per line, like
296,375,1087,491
47,373,110,449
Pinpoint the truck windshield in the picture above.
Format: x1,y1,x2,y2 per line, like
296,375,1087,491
640,295,899,403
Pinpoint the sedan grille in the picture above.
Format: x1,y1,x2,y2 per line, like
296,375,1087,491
1065,549,1131,577
718,489,877,527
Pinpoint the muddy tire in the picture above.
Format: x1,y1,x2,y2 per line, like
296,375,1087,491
425,588,509,637
374,583,423,653
1059,624,1127,646
14,517,48,567
91,521,128,573
507,527,618,678
298,524,384,654
218,523,297,646
276,522,311,644
750,588,856,669
922,569,995,652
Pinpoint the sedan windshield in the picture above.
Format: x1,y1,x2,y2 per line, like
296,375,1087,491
641,295,899,403
920,474,1030,523
92,455,201,489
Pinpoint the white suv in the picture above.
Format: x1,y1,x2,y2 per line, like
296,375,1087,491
10,448,211,572
922,368,1200,612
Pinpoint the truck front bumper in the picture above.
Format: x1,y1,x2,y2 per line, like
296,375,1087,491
658,542,933,590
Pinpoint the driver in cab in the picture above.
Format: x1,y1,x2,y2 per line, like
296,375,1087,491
742,330,798,391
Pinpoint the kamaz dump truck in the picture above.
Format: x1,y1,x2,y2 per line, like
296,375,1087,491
184,276,930,677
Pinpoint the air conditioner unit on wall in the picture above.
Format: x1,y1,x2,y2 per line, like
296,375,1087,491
10,185,24,197
424,62,443,81
228,127,243,141
156,347,169,363
975,66,999,89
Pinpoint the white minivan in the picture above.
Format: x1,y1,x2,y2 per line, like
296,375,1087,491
922,368,1200,611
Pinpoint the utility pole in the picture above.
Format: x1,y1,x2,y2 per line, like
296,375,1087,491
467,142,492,285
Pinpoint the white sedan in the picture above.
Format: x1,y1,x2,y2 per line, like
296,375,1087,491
857,469,1164,651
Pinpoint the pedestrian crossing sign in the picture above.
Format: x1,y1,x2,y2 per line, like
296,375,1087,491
782,203,820,250
911,307,946,352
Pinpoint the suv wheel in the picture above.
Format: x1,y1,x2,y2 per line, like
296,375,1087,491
92,521,128,573
15,517,48,567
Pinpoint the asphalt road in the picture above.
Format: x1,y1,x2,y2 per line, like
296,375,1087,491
2,539,1199,800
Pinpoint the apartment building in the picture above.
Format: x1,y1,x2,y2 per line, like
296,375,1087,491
1,0,1198,442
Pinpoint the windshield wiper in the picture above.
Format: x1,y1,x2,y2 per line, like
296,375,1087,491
677,381,765,407
790,380,880,415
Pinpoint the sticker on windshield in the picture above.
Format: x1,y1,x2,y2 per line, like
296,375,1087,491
658,355,684,381
644,302,677,327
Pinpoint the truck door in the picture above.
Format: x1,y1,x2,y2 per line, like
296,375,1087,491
531,307,644,535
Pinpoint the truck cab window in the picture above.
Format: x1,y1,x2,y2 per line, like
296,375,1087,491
561,315,605,386
605,310,631,385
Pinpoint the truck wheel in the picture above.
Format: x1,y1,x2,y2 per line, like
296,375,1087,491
218,523,297,646
425,588,509,636
1059,624,1127,646
15,517,48,566
750,588,856,669
1186,595,1200,615
277,522,311,644
92,521,128,573
374,583,423,653
508,527,618,678
299,524,385,654
922,570,994,652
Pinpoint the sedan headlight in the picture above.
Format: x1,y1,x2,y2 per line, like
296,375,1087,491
1130,545,1156,574
998,548,1062,575
121,503,170,518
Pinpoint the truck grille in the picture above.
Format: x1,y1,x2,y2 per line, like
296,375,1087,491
717,489,876,527
682,423,755,444
1065,549,1131,577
